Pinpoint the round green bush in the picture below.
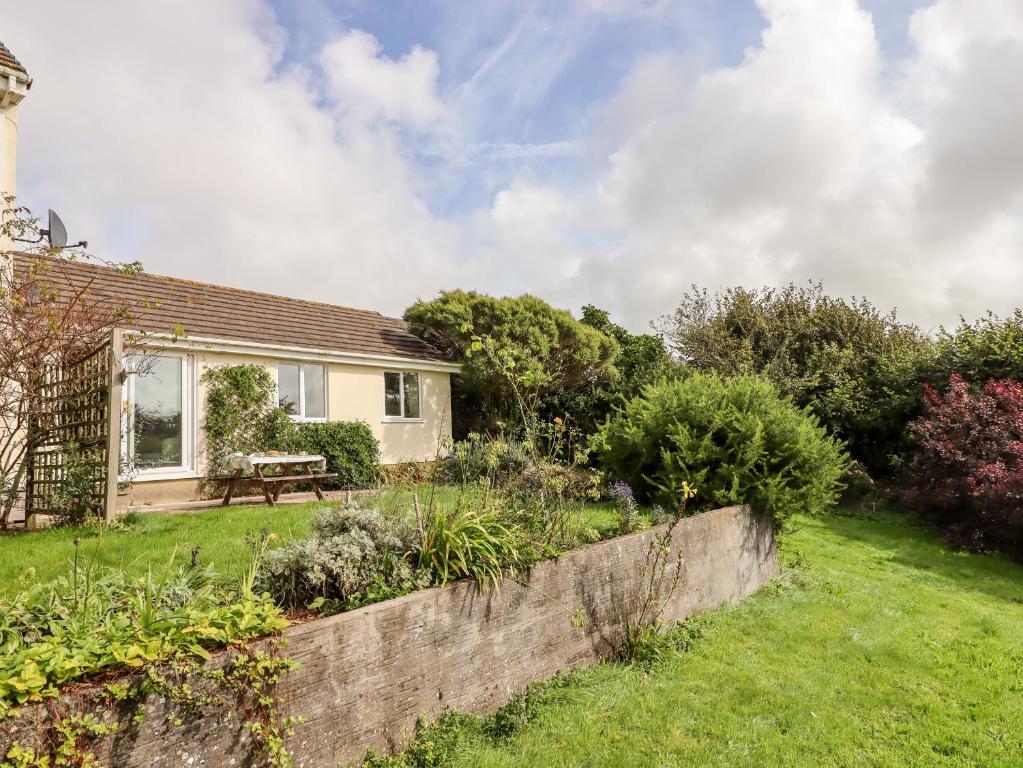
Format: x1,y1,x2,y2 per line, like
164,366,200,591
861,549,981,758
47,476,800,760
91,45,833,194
296,421,380,489
594,373,848,525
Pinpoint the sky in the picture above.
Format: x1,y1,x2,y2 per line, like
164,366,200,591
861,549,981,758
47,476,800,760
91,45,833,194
4,0,1023,333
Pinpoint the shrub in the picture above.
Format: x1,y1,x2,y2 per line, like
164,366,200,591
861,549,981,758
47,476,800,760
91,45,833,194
930,310,1023,385
540,304,677,438
294,421,380,489
50,441,101,527
420,504,538,591
594,373,849,524
904,374,1023,558
438,434,531,486
255,503,428,611
659,283,933,474
840,460,879,505
508,462,602,504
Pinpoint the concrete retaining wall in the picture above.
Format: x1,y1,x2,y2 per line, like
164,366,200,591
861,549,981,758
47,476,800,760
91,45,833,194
3,504,776,766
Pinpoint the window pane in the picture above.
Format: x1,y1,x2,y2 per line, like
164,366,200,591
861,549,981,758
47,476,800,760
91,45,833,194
384,372,402,417
402,372,420,419
134,356,182,469
303,364,325,418
278,364,300,415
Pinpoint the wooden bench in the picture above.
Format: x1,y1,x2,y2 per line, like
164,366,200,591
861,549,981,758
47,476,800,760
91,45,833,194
213,456,338,507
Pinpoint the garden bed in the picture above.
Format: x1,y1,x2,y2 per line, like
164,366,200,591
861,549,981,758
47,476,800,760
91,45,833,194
0,504,776,767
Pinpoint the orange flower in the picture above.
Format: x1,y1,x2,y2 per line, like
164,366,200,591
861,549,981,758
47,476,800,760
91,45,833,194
553,417,564,426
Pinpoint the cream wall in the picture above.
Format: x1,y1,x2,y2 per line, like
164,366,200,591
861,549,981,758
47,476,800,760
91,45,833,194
1,103,17,201
123,347,453,507
326,364,451,464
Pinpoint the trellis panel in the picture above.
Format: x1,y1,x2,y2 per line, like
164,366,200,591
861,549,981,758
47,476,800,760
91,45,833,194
25,330,123,526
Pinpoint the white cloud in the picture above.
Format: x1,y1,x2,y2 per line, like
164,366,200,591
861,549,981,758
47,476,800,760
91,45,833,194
7,1,458,318
6,0,1023,335
320,30,446,129
470,0,1023,331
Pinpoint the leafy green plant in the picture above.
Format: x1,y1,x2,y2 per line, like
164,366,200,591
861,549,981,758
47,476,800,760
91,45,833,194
201,364,282,476
0,548,286,718
439,433,531,487
254,503,429,611
541,304,677,439
930,309,1023,386
419,504,537,592
659,282,932,474
50,441,101,527
595,373,849,524
404,290,620,436
294,421,380,489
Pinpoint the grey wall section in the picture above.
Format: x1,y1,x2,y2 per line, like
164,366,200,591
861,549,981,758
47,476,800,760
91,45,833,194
3,504,777,767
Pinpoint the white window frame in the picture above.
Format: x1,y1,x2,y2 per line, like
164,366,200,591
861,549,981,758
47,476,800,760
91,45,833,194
277,362,327,422
122,352,196,481
383,370,423,422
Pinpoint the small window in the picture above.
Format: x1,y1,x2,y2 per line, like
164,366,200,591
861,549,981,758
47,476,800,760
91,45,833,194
303,364,326,419
384,372,402,417
384,371,421,420
278,363,326,420
278,364,300,415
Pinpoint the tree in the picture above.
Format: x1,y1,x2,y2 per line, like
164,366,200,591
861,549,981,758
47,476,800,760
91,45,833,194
403,290,620,437
928,310,1023,386
0,199,144,527
539,304,675,436
658,282,933,474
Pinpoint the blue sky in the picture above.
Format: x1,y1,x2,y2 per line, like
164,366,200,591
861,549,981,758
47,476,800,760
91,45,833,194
6,0,1022,331
264,0,928,214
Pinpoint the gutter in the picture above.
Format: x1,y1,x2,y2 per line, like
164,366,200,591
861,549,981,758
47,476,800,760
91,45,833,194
131,331,463,374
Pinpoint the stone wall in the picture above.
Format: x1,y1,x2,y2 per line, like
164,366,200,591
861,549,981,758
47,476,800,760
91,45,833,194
5,504,777,767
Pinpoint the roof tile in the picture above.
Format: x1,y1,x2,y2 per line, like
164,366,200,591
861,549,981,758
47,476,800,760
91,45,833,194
13,254,451,364
0,40,28,77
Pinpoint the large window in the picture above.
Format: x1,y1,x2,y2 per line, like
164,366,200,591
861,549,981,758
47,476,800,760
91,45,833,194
125,353,192,476
384,371,421,420
278,363,326,420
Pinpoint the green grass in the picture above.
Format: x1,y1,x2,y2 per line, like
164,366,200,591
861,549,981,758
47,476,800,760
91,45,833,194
379,508,1023,768
0,488,620,594
0,503,322,592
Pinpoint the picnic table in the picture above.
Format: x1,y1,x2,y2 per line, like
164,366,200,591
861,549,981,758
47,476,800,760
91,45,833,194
220,453,337,507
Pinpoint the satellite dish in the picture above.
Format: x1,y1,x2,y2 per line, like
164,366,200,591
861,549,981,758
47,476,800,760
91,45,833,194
43,209,68,248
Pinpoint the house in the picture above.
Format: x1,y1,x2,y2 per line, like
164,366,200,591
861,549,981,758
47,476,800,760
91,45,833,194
12,253,458,507
1,39,456,511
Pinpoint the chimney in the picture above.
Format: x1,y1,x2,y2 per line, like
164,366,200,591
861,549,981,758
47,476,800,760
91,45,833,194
0,40,31,203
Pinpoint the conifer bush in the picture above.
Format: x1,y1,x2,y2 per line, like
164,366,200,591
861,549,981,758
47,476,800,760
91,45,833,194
595,373,848,524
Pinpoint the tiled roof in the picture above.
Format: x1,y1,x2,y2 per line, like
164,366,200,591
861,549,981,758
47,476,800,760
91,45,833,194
13,254,452,364
0,40,28,77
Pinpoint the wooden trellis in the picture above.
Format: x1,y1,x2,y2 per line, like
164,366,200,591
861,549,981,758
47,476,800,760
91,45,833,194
24,330,123,527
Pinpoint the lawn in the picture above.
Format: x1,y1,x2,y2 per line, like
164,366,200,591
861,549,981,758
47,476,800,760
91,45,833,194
0,503,321,592
0,489,620,594
384,508,1023,767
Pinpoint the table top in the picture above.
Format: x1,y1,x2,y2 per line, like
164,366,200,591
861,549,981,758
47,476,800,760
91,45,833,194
226,453,327,472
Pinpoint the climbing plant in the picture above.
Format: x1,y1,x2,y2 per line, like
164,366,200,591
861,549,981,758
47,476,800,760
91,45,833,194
201,364,283,475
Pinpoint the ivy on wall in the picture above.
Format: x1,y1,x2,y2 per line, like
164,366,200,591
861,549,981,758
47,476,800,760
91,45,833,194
201,365,281,476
